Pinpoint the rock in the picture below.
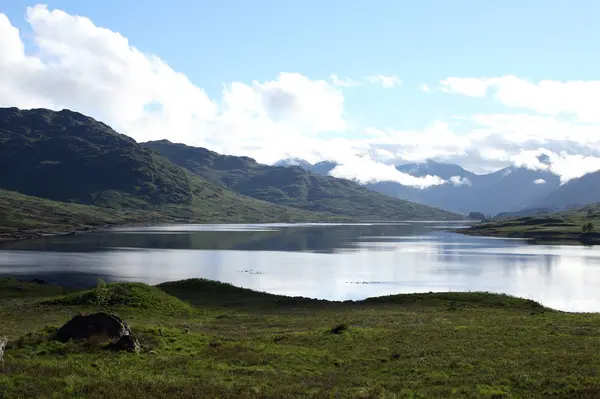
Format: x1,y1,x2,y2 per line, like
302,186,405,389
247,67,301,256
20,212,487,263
56,312,132,343
330,324,349,335
105,335,140,353
0,335,7,361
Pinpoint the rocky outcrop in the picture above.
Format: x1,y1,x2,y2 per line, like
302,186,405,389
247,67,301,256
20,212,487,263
0,335,7,361
56,312,132,343
105,335,140,353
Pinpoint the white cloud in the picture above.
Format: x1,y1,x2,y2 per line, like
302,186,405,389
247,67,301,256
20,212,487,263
329,158,445,188
3,6,600,189
362,112,600,181
478,147,509,162
510,149,552,171
534,179,546,184
440,77,490,97
547,153,600,183
0,5,218,140
509,148,600,183
365,75,402,88
440,75,600,123
364,122,472,163
490,76,600,123
252,73,347,133
329,74,361,88
449,176,472,187
0,5,443,189
331,73,405,89
420,84,431,93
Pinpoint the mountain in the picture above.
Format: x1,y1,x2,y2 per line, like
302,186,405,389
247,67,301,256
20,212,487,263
0,107,332,224
367,162,560,215
274,158,563,215
368,161,480,212
537,171,600,210
142,140,461,220
273,158,313,171
474,166,560,214
273,158,338,176
311,161,338,176
0,107,193,206
395,160,477,181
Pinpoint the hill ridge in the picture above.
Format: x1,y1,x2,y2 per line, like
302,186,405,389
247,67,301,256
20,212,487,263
142,140,461,220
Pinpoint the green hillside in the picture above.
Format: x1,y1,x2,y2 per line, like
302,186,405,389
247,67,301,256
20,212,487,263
0,107,194,206
143,140,461,221
0,107,347,240
0,188,333,243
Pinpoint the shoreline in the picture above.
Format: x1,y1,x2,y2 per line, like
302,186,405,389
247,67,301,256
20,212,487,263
2,275,555,311
0,227,98,245
0,219,468,246
0,222,153,246
3,275,592,314
4,221,598,248
456,227,600,246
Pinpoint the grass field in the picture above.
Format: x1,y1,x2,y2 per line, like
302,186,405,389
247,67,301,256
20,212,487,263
2,278,600,398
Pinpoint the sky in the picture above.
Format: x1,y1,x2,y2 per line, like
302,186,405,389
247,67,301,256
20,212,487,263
2,1,600,188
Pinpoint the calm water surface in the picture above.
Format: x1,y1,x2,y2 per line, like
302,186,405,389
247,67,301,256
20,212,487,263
2,222,600,312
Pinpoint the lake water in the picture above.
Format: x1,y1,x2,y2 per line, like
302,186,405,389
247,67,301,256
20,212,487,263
2,222,600,312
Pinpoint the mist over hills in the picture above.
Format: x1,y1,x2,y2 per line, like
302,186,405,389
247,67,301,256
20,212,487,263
275,157,596,215
142,140,460,220
2,104,597,222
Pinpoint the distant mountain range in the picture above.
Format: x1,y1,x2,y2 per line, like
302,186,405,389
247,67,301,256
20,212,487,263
5,105,597,223
274,157,600,215
0,107,460,225
537,170,600,210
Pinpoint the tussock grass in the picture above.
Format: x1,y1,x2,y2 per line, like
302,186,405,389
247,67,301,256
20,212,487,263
1,277,599,398
43,282,193,313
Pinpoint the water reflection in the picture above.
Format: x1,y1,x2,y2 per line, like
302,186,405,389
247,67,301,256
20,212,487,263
2,222,600,311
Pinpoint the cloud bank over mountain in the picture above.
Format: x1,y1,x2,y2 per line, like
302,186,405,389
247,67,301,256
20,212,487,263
2,5,600,187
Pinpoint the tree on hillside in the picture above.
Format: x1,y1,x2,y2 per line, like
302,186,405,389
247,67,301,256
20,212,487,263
582,222,595,233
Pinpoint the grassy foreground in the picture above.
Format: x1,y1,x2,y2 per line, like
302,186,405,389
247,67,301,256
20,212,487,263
1,279,600,398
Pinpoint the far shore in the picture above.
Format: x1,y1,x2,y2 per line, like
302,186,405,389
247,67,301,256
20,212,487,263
456,226,600,246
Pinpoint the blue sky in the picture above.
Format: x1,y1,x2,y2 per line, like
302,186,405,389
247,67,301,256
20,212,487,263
2,1,600,185
5,0,600,129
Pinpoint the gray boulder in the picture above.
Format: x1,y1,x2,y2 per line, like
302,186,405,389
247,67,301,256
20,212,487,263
0,335,7,361
105,335,140,353
56,312,132,343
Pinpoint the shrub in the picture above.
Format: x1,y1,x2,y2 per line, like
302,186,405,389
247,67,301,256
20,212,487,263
95,279,110,309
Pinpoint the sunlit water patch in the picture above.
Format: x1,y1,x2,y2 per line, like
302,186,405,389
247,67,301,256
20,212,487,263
2,222,600,311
